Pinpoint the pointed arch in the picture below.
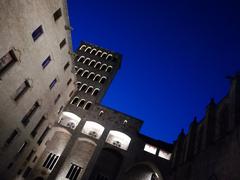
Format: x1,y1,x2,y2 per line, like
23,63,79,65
77,99,86,107
81,70,89,77
94,62,102,69
89,59,96,67
92,88,100,96
77,55,85,62
85,46,92,53
90,48,97,54
83,58,91,64
95,50,102,56
100,64,107,71
70,96,79,105
87,72,95,80
106,66,113,73
99,76,107,84
93,74,101,82
106,54,113,60
79,45,86,50
84,101,92,110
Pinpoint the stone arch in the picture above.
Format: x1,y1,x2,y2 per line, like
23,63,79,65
89,148,123,180
123,162,164,180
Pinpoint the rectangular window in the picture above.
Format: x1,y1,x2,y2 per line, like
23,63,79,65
4,129,18,146
54,94,61,104
0,50,17,76
14,80,31,101
49,78,57,89
21,101,40,126
22,167,32,178
53,8,62,21
16,141,28,158
31,116,46,138
32,156,38,163
42,56,51,69
144,144,157,155
32,25,43,41
59,38,66,49
58,105,64,114
64,62,70,71
43,153,59,170
66,163,81,180
67,78,72,86
69,90,74,97
37,126,50,145
26,149,36,161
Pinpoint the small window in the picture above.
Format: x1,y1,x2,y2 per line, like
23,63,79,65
67,78,72,86
4,129,18,146
53,8,62,21
71,97,79,105
22,167,32,178
84,101,92,110
43,153,59,170
16,141,28,158
37,126,50,145
26,150,36,161
58,106,64,114
66,163,81,180
14,80,31,101
31,116,46,138
99,77,107,84
21,101,40,126
32,25,44,41
99,110,104,117
77,99,85,107
0,50,17,76
49,78,57,89
32,156,38,163
59,38,66,49
92,88,100,96
64,62,70,71
54,94,61,104
42,56,51,69
144,144,157,155
69,90,74,97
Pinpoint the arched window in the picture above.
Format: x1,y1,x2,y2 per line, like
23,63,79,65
79,84,87,92
74,66,78,71
82,121,105,139
81,70,89,77
84,101,92,110
59,111,81,130
77,56,85,62
76,68,84,75
90,48,97,54
99,110,104,117
95,50,102,56
85,47,92,53
77,99,86,107
94,62,101,69
75,81,81,89
70,96,79,105
92,88,100,96
105,130,131,150
99,76,107,84
101,52,108,58
83,58,90,65
106,54,113,60
106,66,112,73
86,86,94,94
93,74,101,82
100,64,107,71
89,60,96,67
79,45,86,50
87,72,95,80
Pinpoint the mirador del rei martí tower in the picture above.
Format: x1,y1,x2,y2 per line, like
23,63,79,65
30,42,173,180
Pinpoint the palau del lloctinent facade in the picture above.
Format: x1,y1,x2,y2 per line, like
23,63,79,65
0,1,240,180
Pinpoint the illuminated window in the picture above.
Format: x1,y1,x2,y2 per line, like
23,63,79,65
158,149,172,160
144,144,157,155
82,121,104,139
106,131,131,150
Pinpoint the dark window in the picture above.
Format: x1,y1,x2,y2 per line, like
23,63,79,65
58,106,64,114
67,78,72,86
5,129,18,146
21,101,40,126
43,153,59,170
22,167,32,178
32,25,43,41
32,156,38,163
69,90,74,97
14,80,31,101
16,141,28,158
7,162,13,169
78,99,85,107
84,102,92,110
71,97,79,105
26,149,36,161
49,78,57,89
37,126,50,145
0,50,17,76
17,169,23,175
59,38,66,49
64,62,70,71
54,94,61,104
66,163,81,180
42,56,51,69
53,8,62,21
31,116,46,138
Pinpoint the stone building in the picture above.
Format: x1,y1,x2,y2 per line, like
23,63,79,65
1,1,240,180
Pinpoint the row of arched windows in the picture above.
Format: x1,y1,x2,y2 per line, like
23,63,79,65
74,67,107,84
79,45,113,60
77,56,113,73
70,96,92,110
78,83,100,96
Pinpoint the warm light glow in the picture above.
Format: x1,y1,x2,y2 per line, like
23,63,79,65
106,130,131,150
82,121,104,139
144,144,157,155
158,149,172,160
58,111,81,130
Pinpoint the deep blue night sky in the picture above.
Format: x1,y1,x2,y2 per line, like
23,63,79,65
67,0,240,143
